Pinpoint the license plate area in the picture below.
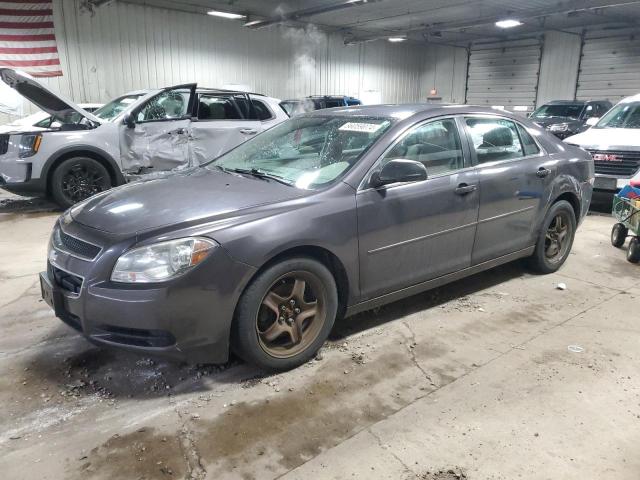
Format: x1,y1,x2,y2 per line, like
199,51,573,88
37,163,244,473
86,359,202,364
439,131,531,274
594,177,617,190
40,272,64,317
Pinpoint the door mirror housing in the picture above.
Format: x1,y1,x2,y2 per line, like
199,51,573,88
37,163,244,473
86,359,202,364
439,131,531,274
370,159,428,188
585,117,600,127
123,112,136,129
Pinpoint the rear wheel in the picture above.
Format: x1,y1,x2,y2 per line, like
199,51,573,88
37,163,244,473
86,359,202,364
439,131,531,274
51,157,112,209
231,257,338,371
611,223,628,248
528,200,576,274
627,237,640,263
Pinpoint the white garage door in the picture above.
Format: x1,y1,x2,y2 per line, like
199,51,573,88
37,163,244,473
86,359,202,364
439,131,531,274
466,38,542,111
577,28,640,102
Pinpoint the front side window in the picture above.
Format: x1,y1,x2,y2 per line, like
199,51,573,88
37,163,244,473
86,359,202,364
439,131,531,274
209,116,393,189
465,117,524,163
595,102,640,129
136,89,192,122
379,118,464,176
93,94,144,121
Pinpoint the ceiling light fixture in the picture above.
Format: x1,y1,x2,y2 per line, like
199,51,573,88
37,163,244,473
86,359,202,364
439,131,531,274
243,19,263,27
207,10,246,20
495,19,522,28
388,37,407,42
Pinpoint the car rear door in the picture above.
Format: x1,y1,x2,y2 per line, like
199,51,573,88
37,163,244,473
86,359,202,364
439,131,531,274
356,117,479,300
188,93,263,165
120,84,196,172
462,115,552,264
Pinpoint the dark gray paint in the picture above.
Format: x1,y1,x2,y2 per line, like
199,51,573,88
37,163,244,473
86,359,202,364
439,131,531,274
43,104,594,363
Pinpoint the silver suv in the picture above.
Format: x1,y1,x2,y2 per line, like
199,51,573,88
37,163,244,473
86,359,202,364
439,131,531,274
0,69,288,208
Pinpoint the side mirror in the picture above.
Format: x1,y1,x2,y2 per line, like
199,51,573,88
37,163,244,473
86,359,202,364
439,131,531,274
585,117,600,127
123,112,136,129
370,159,428,188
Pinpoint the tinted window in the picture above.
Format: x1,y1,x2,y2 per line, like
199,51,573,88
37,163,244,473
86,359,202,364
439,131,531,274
137,89,191,122
517,124,540,156
197,95,241,120
252,100,273,121
381,118,464,176
233,95,252,119
323,99,344,108
466,117,524,163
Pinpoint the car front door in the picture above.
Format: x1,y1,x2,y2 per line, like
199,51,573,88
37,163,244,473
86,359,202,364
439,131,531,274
188,93,263,165
356,117,479,300
463,116,551,264
120,84,196,172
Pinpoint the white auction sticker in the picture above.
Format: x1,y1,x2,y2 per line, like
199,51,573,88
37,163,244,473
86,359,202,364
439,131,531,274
339,122,384,133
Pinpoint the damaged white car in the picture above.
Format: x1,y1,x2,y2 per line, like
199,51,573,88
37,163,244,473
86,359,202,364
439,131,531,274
0,69,287,208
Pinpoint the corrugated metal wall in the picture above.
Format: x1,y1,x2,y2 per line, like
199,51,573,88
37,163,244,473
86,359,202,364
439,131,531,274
0,0,468,124
576,28,640,102
466,38,542,111
536,31,582,106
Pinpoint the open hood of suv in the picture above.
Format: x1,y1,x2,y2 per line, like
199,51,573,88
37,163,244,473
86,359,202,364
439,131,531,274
0,68,103,125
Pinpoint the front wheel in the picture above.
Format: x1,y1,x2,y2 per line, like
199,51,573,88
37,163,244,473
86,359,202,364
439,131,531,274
611,223,628,248
628,237,640,263
231,257,338,371
527,200,576,274
50,157,112,209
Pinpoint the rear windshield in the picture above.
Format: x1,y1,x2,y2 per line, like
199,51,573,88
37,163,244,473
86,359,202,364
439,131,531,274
594,102,640,129
531,104,584,119
208,116,393,190
93,94,145,121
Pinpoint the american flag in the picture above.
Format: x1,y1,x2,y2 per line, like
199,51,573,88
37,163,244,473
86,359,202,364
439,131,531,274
0,0,62,77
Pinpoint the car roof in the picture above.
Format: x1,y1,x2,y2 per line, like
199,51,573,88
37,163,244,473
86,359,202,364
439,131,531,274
302,103,532,120
543,100,587,105
122,87,271,98
620,93,640,103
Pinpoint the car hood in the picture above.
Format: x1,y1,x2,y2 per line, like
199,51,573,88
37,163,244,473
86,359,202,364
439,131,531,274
70,167,310,235
564,127,640,150
0,68,103,125
0,124,47,134
531,116,580,128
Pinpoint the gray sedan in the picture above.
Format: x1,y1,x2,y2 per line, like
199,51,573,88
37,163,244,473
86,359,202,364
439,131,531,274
40,104,594,371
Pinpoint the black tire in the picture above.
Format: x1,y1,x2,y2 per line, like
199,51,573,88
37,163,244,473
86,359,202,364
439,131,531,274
50,157,112,209
627,237,640,263
528,200,577,274
231,257,338,371
611,223,628,248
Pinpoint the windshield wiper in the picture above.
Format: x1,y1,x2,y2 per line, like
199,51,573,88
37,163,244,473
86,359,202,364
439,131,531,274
228,167,294,186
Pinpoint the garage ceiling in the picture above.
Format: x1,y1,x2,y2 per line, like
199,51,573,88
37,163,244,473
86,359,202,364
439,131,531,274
118,0,640,45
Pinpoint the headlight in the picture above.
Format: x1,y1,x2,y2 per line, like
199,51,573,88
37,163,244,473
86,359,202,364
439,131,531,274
549,123,569,132
18,134,42,158
111,237,217,283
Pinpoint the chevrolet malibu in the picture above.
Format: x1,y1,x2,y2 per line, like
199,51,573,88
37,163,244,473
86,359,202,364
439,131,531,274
41,105,593,371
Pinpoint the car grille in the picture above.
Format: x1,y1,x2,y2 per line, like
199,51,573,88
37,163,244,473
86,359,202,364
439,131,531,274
0,135,8,155
48,262,83,295
587,150,640,177
54,227,101,260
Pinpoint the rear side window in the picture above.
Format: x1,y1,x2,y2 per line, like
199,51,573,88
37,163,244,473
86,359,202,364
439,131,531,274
197,95,242,120
252,100,274,121
465,117,524,163
516,124,540,156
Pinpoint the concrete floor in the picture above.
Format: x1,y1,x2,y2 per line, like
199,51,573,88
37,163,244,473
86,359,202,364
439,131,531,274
1,192,638,480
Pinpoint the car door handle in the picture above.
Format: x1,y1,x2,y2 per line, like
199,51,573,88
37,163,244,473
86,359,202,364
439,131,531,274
536,167,551,178
167,128,186,135
240,128,258,135
455,183,477,195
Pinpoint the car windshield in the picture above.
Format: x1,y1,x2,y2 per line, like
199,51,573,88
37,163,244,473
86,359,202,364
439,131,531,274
531,104,584,119
208,115,393,190
93,94,145,121
594,102,640,129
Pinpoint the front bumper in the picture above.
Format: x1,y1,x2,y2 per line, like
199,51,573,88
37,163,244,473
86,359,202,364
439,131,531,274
41,220,256,363
593,172,640,192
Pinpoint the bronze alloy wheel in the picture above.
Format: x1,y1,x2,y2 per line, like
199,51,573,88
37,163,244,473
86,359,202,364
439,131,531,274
544,211,571,264
256,271,327,359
